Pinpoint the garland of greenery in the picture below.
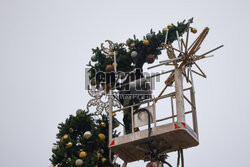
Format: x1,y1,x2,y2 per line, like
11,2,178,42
50,110,120,167
87,19,195,90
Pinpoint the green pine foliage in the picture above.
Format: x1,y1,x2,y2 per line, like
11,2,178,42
87,19,193,90
50,110,120,167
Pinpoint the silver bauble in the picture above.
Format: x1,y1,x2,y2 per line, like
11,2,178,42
76,109,84,115
52,145,58,151
83,131,92,139
75,159,83,167
146,33,153,39
91,55,97,62
131,51,137,58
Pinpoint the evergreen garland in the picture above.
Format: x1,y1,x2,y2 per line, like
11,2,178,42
87,18,194,90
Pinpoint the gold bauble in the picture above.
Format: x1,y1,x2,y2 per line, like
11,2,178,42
143,40,149,46
69,128,74,133
112,62,117,69
191,28,197,34
167,24,173,29
101,157,107,163
162,27,168,32
67,142,73,148
108,52,114,56
63,135,69,140
98,133,105,141
100,122,106,128
79,151,87,158
112,112,116,117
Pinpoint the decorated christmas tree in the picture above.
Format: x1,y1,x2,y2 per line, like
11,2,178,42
50,110,119,167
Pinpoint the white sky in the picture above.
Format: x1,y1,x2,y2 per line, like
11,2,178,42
0,0,250,166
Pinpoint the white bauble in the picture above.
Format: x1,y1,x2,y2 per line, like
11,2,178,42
75,159,83,167
131,51,138,58
76,109,84,115
52,145,58,151
146,33,153,39
83,131,92,139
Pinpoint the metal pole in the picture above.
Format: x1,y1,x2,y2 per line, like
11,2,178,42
171,97,175,123
190,87,198,136
174,68,185,123
108,89,113,145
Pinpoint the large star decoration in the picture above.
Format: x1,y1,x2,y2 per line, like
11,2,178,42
148,26,223,99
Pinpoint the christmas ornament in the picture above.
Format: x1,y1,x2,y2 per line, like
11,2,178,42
146,33,153,39
101,157,107,163
130,43,135,48
91,55,97,62
98,133,105,141
108,52,114,56
126,39,132,46
146,54,155,64
191,28,197,34
105,64,113,72
100,122,106,127
131,51,137,58
144,40,149,46
79,151,87,158
167,24,173,29
63,135,69,140
75,159,83,167
100,149,104,154
112,62,117,69
112,112,116,117
90,79,96,86
52,145,58,152
162,27,168,32
69,128,74,133
76,109,84,115
83,131,92,139
67,142,73,148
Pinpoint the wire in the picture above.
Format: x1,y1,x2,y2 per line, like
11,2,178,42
133,108,172,167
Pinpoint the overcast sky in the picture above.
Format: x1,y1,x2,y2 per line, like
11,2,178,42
0,0,250,166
